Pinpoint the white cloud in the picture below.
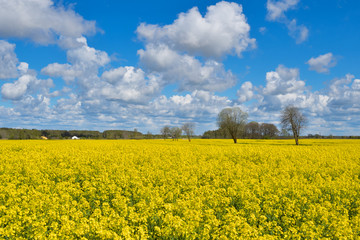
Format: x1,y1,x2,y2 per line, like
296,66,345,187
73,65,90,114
306,53,337,73
151,90,232,119
352,79,360,90
266,0,300,21
100,66,161,104
41,63,80,83
66,38,109,67
1,75,31,100
0,0,96,45
42,37,110,86
1,74,54,100
287,19,309,44
137,1,255,58
235,66,360,135
262,65,305,95
266,0,308,43
237,81,254,103
17,62,29,74
0,40,20,79
138,44,236,92
259,27,267,34
236,65,332,120
328,74,360,107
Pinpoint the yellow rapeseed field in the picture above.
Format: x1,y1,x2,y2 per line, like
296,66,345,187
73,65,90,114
0,139,359,239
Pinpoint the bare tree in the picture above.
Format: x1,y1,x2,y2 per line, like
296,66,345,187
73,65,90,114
182,123,195,142
170,127,182,141
160,126,171,140
280,105,307,145
217,107,248,143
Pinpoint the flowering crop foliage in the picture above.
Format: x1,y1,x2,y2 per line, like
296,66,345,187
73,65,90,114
0,139,359,239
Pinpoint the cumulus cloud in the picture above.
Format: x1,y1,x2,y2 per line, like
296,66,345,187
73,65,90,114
262,65,305,95
42,37,110,86
0,40,20,79
66,37,109,67
328,74,360,107
236,65,332,119
235,66,360,136
137,1,255,58
151,90,231,119
266,0,308,43
1,74,54,100
306,53,337,73
0,0,96,45
100,66,161,104
41,63,80,83
138,44,236,92
237,81,254,103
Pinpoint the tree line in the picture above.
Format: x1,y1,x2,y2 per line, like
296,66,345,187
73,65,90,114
1,105,357,144
203,121,280,140
0,128,144,140
160,123,195,141
212,105,307,145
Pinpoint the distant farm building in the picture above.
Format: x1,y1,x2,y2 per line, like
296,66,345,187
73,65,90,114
72,136,80,140
41,136,48,140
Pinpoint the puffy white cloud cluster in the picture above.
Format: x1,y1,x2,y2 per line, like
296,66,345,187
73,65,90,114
236,65,360,134
306,53,337,73
0,39,56,104
0,0,96,45
0,40,19,79
237,81,254,103
151,90,231,119
0,40,29,79
137,1,255,93
328,74,360,108
1,74,53,100
138,44,236,92
262,65,305,95
100,67,161,104
266,0,308,43
137,1,255,58
42,37,110,89
238,65,329,113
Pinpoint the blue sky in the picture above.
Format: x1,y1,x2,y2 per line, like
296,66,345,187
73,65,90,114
0,0,359,135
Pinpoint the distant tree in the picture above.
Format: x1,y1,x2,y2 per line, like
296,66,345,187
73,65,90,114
202,128,231,139
170,127,182,141
182,123,195,142
217,107,248,143
145,131,153,139
160,126,171,140
245,121,260,139
281,105,307,145
314,134,321,139
259,123,279,139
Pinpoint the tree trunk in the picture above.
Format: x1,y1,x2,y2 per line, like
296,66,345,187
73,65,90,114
233,137,237,144
295,136,299,145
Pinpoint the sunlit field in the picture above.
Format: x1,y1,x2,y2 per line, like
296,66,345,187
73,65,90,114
0,139,359,239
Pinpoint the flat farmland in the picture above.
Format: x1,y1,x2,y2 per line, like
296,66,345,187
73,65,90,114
0,139,359,239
